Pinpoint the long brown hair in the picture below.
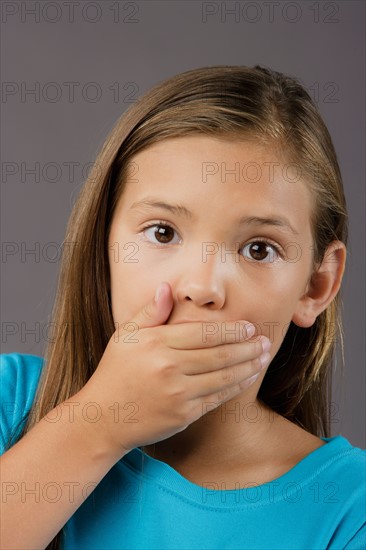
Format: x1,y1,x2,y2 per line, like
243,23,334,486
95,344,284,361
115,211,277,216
6,65,348,549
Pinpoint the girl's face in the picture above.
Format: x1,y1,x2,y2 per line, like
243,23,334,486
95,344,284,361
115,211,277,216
108,135,315,359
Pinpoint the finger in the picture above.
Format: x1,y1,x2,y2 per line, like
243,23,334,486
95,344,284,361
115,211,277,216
175,335,268,375
157,320,257,350
190,375,262,420
122,281,174,332
186,349,270,399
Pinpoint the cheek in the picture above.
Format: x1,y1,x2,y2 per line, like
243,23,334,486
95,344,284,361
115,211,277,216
108,246,167,325
236,267,307,346
239,300,292,345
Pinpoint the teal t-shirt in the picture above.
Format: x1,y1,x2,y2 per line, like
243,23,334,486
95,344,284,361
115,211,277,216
1,352,365,549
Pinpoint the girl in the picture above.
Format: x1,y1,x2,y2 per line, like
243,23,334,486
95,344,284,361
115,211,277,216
1,65,365,550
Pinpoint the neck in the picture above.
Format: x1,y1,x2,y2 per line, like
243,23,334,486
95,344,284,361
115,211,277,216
140,391,326,489
142,393,283,468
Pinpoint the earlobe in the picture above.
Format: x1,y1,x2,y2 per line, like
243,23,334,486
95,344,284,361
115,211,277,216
292,241,347,328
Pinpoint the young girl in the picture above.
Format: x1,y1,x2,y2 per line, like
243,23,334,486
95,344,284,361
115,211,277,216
1,65,365,550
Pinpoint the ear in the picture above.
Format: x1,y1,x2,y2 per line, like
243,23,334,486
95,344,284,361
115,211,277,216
292,240,347,328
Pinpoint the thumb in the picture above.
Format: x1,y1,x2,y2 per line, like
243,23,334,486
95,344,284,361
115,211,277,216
129,282,174,330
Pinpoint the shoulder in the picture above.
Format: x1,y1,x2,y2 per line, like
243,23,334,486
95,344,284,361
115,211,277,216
298,435,366,504
270,417,366,546
273,414,365,474
320,434,366,475
321,435,366,514
0,353,44,454
0,352,44,403
310,434,366,548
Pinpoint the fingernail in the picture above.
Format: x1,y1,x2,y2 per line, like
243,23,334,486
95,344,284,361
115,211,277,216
155,283,163,302
246,324,255,338
260,351,271,368
247,373,260,385
261,337,271,353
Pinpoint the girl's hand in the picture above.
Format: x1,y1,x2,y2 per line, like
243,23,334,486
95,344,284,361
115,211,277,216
77,282,271,458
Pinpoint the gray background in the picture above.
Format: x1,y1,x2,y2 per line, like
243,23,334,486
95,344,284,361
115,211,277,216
1,0,365,447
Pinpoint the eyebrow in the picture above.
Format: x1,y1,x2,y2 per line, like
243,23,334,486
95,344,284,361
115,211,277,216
129,198,300,236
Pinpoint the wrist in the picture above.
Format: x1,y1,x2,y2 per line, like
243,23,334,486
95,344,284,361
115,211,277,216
55,390,130,465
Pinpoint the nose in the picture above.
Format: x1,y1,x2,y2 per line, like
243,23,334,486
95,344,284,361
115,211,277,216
175,248,226,309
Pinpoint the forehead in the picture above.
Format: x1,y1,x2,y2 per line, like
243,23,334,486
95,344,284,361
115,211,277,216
117,135,313,237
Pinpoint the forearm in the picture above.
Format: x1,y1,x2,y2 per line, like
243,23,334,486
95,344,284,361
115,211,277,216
0,394,125,549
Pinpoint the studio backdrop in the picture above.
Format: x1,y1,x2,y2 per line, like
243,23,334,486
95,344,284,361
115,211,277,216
1,0,364,447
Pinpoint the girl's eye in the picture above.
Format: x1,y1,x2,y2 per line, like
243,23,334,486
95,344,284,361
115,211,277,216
240,241,281,263
141,223,181,245
140,222,282,263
